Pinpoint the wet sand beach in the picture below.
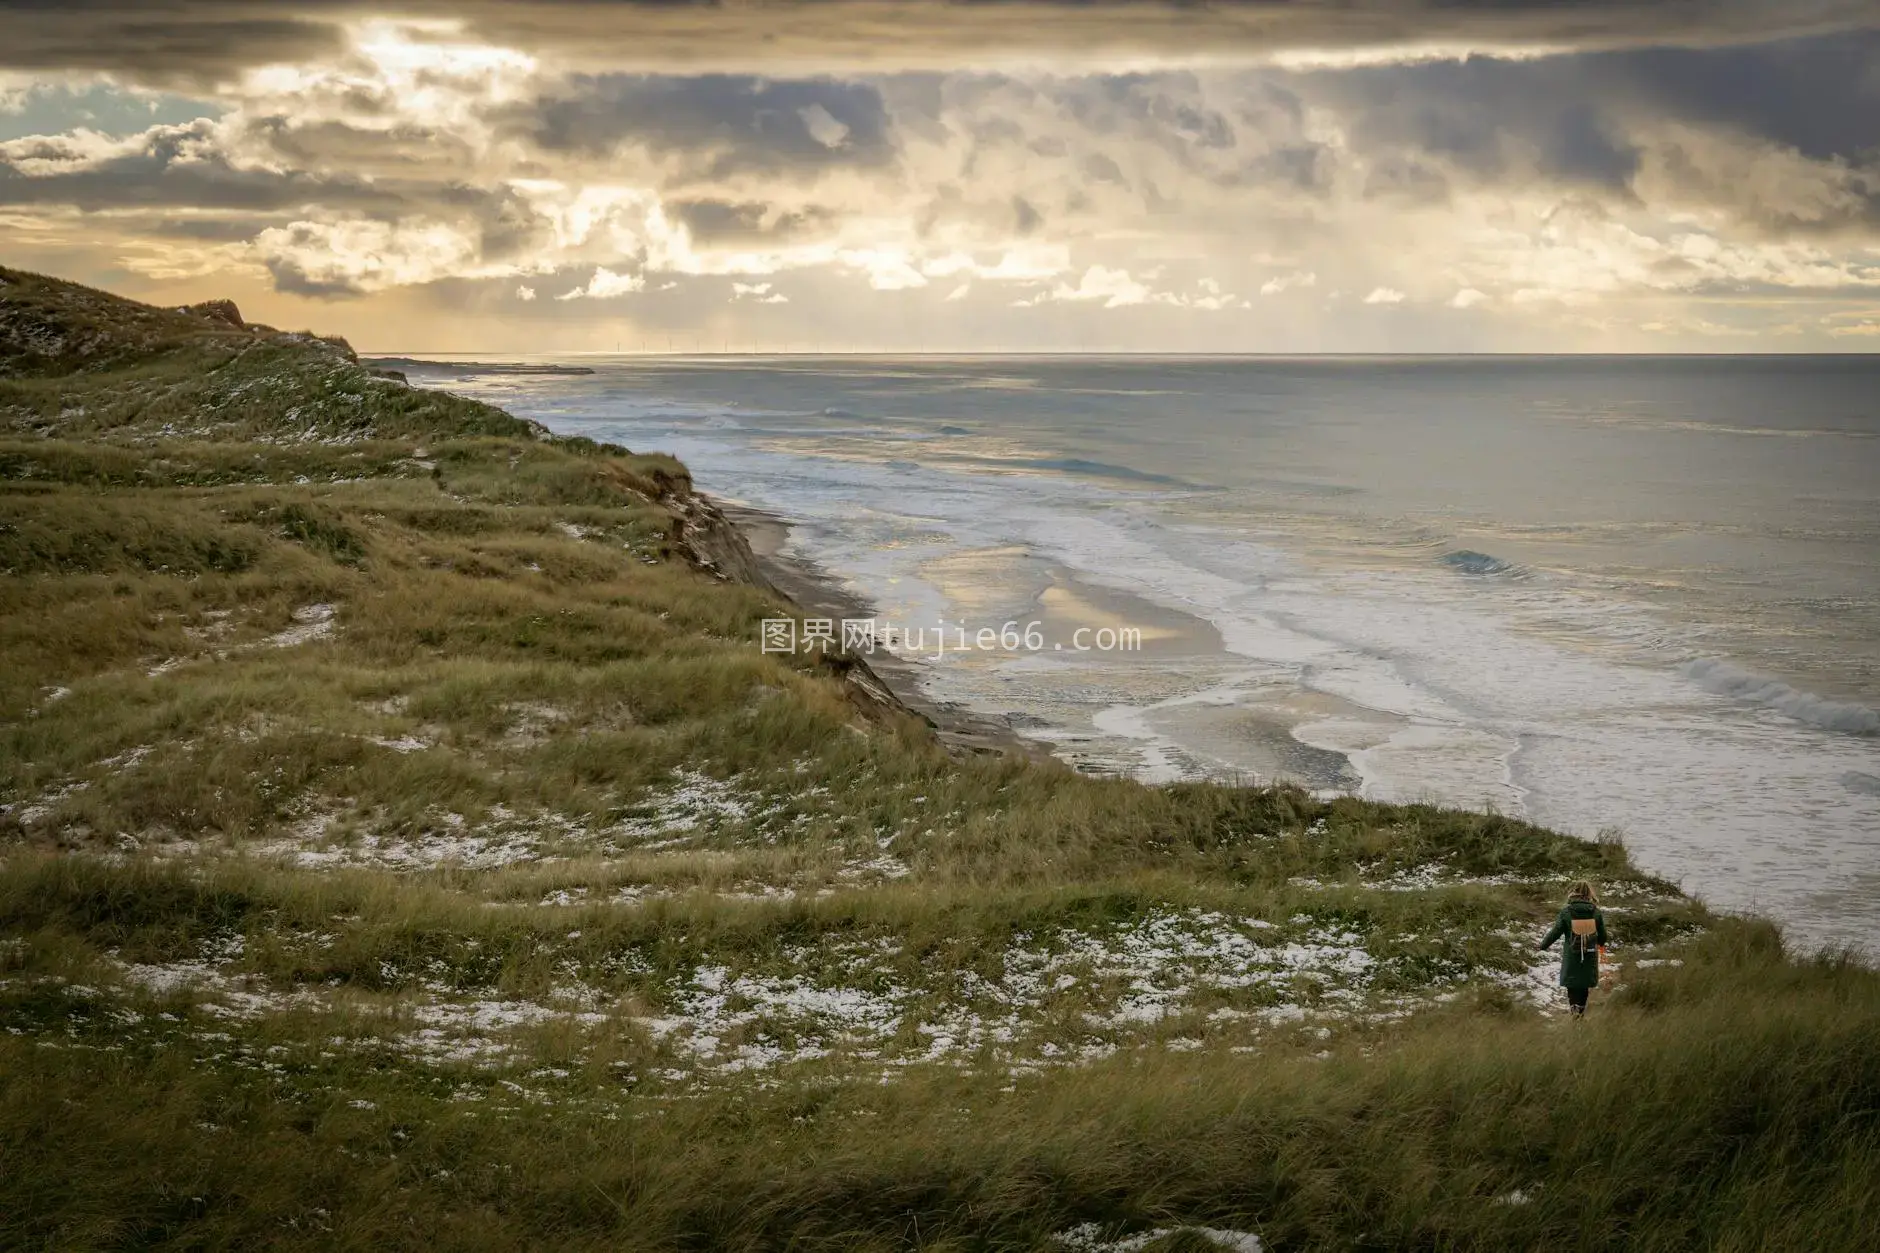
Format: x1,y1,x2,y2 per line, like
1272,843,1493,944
720,501,1056,763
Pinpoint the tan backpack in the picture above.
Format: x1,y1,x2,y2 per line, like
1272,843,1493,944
1570,916,1599,958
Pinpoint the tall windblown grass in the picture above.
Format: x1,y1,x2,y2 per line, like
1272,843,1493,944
5,263,1877,1251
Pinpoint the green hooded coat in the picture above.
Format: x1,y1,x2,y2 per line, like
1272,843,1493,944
1539,899,1608,989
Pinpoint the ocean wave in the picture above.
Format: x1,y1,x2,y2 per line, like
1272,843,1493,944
972,456,1202,488
1438,549,1524,576
1843,772,1880,797
1681,658,1880,735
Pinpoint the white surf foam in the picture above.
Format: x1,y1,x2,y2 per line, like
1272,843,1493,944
463,366,1880,957
1680,658,1880,736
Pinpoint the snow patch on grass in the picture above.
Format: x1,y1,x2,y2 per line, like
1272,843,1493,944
146,603,338,675
632,911,1393,1077
265,828,542,871
1485,924,1573,1010
252,809,549,870
397,998,610,1066
500,701,570,747
369,735,430,754
610,769,774,845
115,934,321,1020
641,951,903,1072
1,779,90,826
839,853,912,882
1053,1221,1263,1251
72,901,1628,1085
267,603,338,648
1289,860,1530,892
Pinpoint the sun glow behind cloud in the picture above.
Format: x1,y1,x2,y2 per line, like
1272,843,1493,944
0,4,1877,350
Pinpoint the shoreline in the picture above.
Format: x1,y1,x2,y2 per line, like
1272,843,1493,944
715,500,1057,764
718,497,1363,789
713,497,1362,787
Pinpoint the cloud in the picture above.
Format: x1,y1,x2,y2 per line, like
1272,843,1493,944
0,119,400,213
1018,264,1153,308
0,6,344,85
1260,271,1316,295
1296,33,1880,237
840,248,928,291
1186,277,1250,310
255,216,525,296
556,265,645,300
1015,265,1248,310
669,199,838,244
797,103,850,149
5,3,1873,84
516,283,536,301
732,280,788,303
4,9,1879,349
500,73,896,178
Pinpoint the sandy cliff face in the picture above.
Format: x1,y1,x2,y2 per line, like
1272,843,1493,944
665,483,916,733
666,488,778,593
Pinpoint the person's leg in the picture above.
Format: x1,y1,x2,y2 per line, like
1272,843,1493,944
1568,987,1588,1016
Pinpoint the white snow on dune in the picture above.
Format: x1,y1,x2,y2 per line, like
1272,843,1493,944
1053,1221,1263,1252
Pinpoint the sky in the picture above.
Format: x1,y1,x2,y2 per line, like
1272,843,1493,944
2,1,1878,353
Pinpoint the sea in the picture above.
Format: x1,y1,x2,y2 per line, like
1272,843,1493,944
403,354,1880,956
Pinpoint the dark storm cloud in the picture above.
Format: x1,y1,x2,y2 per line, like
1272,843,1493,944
1011,194,1042,234
242,117,476,174
0,119,556,258
4,1,1876,323
1060,74,1240,150
669,198,840,242
1,1,1874,83
0,2,345,83
0,121,400,212
143,216,264,242
499,75,897,177
1317,58,1644,193
934,71,1335,203
1297,31,1880,230
1582,33,1880,164
1080,152,1126,184
1360,155,1451,205
417,1,1880,67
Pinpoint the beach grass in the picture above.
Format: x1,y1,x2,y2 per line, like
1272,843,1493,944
6,916,1874,1251
4,264,1877,1250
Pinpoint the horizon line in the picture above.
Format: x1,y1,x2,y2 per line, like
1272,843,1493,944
359,348,1880,359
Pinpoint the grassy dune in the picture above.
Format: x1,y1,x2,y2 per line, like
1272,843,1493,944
3,266,1876,1251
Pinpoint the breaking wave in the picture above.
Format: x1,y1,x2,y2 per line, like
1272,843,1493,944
1438,549,1523,576
1681,658,1880,735
971,456,1201,487
1842,772,1880,797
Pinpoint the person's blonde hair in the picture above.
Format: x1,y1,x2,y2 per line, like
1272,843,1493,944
1568,879,1598,903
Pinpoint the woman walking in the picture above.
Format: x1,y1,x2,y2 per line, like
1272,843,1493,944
1539,880,1608,1017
